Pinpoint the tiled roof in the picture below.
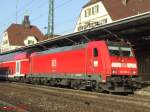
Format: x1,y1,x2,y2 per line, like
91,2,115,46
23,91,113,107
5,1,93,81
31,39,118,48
83,0,100,8
6,24,47,46
83,0,150,20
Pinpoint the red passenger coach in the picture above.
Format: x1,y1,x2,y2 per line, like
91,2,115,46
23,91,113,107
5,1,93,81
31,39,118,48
0,41,140,92
0,52,29,80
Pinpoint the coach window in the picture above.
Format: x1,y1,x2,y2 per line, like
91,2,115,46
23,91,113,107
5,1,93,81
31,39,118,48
16,61,20,73
93,48,98,57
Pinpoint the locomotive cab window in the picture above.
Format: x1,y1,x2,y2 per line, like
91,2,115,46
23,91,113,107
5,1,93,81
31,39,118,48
93,48,98,57
108,46,120,56
108,46,134,57
120,47,134,57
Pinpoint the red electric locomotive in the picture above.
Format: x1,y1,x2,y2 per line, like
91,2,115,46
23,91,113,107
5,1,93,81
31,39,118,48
0,40,140,92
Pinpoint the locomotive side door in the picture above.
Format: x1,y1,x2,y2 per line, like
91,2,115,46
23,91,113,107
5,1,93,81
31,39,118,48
86,44,100,74
92,47,99,73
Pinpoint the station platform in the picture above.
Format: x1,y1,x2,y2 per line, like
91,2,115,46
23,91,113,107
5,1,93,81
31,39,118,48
135,86,150,96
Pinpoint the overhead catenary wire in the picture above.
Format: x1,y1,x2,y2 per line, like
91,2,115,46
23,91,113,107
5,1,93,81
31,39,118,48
31,0,76,35
18,0,37,15
19,0,47,17
0,0,76,38
0,0,39,33
55,0,73,9
31,0,74,22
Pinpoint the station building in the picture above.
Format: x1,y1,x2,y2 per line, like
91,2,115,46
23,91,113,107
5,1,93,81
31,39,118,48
75,0,150,32
0,16,47,53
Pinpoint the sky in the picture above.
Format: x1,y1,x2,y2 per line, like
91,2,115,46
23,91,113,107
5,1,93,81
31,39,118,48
0,0,88,42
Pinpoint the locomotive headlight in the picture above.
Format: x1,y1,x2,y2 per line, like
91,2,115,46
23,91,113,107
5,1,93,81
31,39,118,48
102,80,106,83
112,62,121,67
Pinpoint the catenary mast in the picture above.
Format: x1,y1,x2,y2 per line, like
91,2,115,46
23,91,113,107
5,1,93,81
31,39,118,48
48,0,54,38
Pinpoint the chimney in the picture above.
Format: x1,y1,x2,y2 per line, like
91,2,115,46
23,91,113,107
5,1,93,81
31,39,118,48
22,15,30,28
91,0,98,3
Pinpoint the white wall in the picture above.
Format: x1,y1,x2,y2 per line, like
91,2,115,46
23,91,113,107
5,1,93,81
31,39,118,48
0,32,24,53
74,1,112,32
0,32,37,53
0,32,12,52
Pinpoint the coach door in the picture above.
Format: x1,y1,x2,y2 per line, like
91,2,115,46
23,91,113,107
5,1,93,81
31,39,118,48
16,61,21,76
0,68,9,80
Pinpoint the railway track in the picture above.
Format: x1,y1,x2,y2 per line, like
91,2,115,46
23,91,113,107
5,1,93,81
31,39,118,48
0,82,150,112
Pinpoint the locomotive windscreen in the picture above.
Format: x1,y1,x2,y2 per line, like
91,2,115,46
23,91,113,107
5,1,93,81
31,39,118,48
108,46,134,57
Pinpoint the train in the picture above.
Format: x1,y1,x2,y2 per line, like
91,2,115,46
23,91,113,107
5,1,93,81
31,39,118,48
0,40,141,93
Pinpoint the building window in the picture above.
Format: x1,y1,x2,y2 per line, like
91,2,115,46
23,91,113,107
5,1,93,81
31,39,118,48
2,40,8,45
28,40,34,45
85,5,99,17
85,8,91,17
4,33,7,37
92,5,99,15
122,0,128,6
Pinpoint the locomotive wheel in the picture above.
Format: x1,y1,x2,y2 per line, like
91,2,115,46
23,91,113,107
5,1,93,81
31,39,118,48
95,83,105,93
71,80,81,90
49,79,56,86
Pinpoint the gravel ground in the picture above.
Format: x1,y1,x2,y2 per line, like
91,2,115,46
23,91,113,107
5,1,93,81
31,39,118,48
0,82,150,112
